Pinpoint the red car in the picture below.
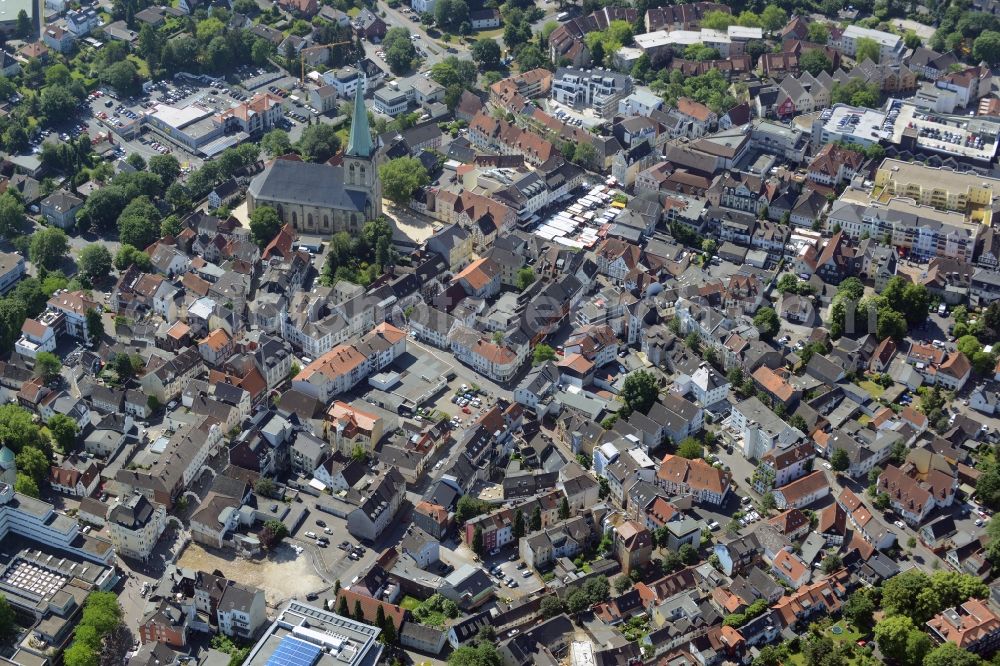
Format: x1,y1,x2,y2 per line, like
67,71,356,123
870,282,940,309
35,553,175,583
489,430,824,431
462,407,471,414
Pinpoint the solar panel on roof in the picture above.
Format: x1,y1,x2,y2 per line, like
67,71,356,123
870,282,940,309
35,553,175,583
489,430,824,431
266,637,322,666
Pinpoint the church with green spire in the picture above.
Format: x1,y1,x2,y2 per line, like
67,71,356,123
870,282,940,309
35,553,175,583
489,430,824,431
246,82,382,233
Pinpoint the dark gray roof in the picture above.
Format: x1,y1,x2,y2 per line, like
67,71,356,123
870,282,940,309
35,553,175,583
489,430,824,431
248,160,368,212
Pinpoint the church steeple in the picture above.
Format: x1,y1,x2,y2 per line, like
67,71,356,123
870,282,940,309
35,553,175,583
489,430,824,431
346,78,373,158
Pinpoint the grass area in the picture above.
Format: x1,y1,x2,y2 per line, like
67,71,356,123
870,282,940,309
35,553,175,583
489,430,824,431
472,28,503,40
127,55,150,78
786,622,867,665
399,596,421,611
858,414,872,426
857,380,886,399
347,6,361,16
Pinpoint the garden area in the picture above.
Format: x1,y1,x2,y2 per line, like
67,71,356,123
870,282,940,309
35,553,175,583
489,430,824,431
785,622,869,666
399,594,458,628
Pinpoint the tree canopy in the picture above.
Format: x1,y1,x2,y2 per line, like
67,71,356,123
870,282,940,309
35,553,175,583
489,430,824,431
620,370,659,416
379,157,430,205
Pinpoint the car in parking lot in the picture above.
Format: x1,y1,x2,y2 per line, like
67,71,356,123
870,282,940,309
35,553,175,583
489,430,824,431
521,570,532,578
316,519,326,527
338,541,350,550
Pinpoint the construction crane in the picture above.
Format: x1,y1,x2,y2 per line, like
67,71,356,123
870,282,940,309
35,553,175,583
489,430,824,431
301,41,354,85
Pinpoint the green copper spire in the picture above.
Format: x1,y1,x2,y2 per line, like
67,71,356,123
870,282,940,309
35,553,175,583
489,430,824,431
346,77,373,158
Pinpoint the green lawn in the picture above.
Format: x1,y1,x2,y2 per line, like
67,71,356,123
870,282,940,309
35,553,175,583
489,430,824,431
857,380,886,399
472,28,503,40
786,622,867,665
399,596,421,611
127,55,150,78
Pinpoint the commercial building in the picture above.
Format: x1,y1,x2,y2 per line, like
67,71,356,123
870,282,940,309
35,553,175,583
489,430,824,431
830,196,982,263
873,158,1000,213
145,93,284,157
243,601,382,666
812,105,889,149
0,469,115,566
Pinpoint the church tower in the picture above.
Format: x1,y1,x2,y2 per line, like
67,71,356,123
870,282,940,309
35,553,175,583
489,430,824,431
343,81,382,221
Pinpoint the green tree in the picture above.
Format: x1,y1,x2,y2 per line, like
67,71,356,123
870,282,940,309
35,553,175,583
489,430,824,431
255,478,277,498
34,351,62,381
855,36,881,63
808,22,829,43
516,43,548,71
249,206,282,249
620,370,658,416
760,492,777,513
923,642,986,666
800,49,833,75
875,615,916,664
974,30,1000,65
14,473,39,498
0,594,14,641
533,344,557,365
977,468,1000,510
101,61,141,97
530,506,542,531
760,4,787,31
261,129,293,157
78,244,114,283
117,197,161,248
455,495,490,524
471,525,484,555
559,496,570,520
684,44,721,60
676,437,703,459
296,124,342,162
830,448,850,472
15,9,31,39
85,308,104,344
843,588,876,629
382,27,417,74
148,154,181,184
379,157,430,205
471,38,501,70
0,404,47,453
516,267,535,291
29,228,69,270
259,519,289,548
161,216,183,238
0,192,25,237
114,245,152,272
16,445,50,485
753,307,780,340
447,643,502,666
539,596,564,618
512,509,525,538
678,543,699,564
831,78,880,107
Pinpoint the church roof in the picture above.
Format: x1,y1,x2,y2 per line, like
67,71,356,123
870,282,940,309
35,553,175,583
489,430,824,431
346,78,374,158
248,160,368,212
